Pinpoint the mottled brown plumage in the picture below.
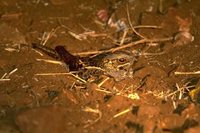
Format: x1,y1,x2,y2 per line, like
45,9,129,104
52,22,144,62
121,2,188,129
32,43,137,81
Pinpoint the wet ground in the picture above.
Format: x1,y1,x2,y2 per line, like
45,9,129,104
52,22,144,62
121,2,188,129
0,0,200,132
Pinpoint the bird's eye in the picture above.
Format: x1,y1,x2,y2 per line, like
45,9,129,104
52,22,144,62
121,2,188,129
118,58,126,63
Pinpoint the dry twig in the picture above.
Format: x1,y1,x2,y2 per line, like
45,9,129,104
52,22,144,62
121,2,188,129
8,68,18,76
97,77,110,87
0,73,10,82
35,72,87,83
74,37,173,56
36,58,63,65
82,106,102,128
0,79,10,81
40,27,59,45
32,49,44,56
126,4,147,39
165,83,194,99
133,25,162,29
4,48,19,52
113,108,131,118
175,71,200,75
1,73,7,79
119,29,128,45
84,66,105,71
95,88,140,100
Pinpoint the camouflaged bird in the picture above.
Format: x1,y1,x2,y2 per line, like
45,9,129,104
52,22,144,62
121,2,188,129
32,43,137,81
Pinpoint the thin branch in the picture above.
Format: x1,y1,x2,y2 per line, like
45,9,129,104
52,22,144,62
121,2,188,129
126,4,147,39
175,71,200,75
113,108,131,118
119,29,128,45
74,37,173,57
36,58,63,65
133,25,162,29
82,106,102,128
0,79,10,81
35,72,87,83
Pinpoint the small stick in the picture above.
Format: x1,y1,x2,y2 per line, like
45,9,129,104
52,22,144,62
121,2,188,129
176,83,182,100
41,27,59,45
69,73,87,83
97,77,110,87
141,51,165,56
95,88,140,100
175,71,200,75
82,106,102,128
74,37,173,56
119,29,128,45
95,88,113,94
85,66,105,71
126,4,147,39
35,72,87,83
32,49,44,56
159,0,163,13
165,83,194,98
4,48,19,52
133,25,162,29
68,31,83,41
113,108,131,118
36,58,63,65
0,79,10,81
110,37,173,53
35,73,70,76
1,73,7,79
8,68,18,76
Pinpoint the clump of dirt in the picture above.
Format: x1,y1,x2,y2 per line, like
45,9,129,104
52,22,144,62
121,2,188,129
0,0,200,132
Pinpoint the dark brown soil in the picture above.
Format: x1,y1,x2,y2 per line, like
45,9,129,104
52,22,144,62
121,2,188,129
0,0,200,133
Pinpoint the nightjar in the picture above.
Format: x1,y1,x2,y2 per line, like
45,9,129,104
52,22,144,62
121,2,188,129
83,51,137,81
32,43,137,81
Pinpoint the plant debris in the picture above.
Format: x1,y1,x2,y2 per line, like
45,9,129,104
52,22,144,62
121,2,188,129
1,0,200,132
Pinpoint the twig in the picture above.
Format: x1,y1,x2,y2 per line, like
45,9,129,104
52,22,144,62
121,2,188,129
68,31,83,41
126,4,147,39
97,77,110,87
175,71,200,75
84,66,105,71
82,106,102,128
69,73,87,83
176,83,183,99
35,72,87,83
74,37,173,56
119,29,128,45
36,58,63,65
35,72,70,76
1,73,7,79
159,0,164,13
32,49,44,56
40,27,59,45
113,108,131,118
165,83,194,99
1,73,10,81
95,88,140,100
95,88,113,94
111,37,173,52
4,48,19,52
141,51,165,56
0,79,10,81
8,68,18,76
133,25,162,29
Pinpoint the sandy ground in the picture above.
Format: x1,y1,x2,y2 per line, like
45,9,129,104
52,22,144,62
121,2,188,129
0,0,200,132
